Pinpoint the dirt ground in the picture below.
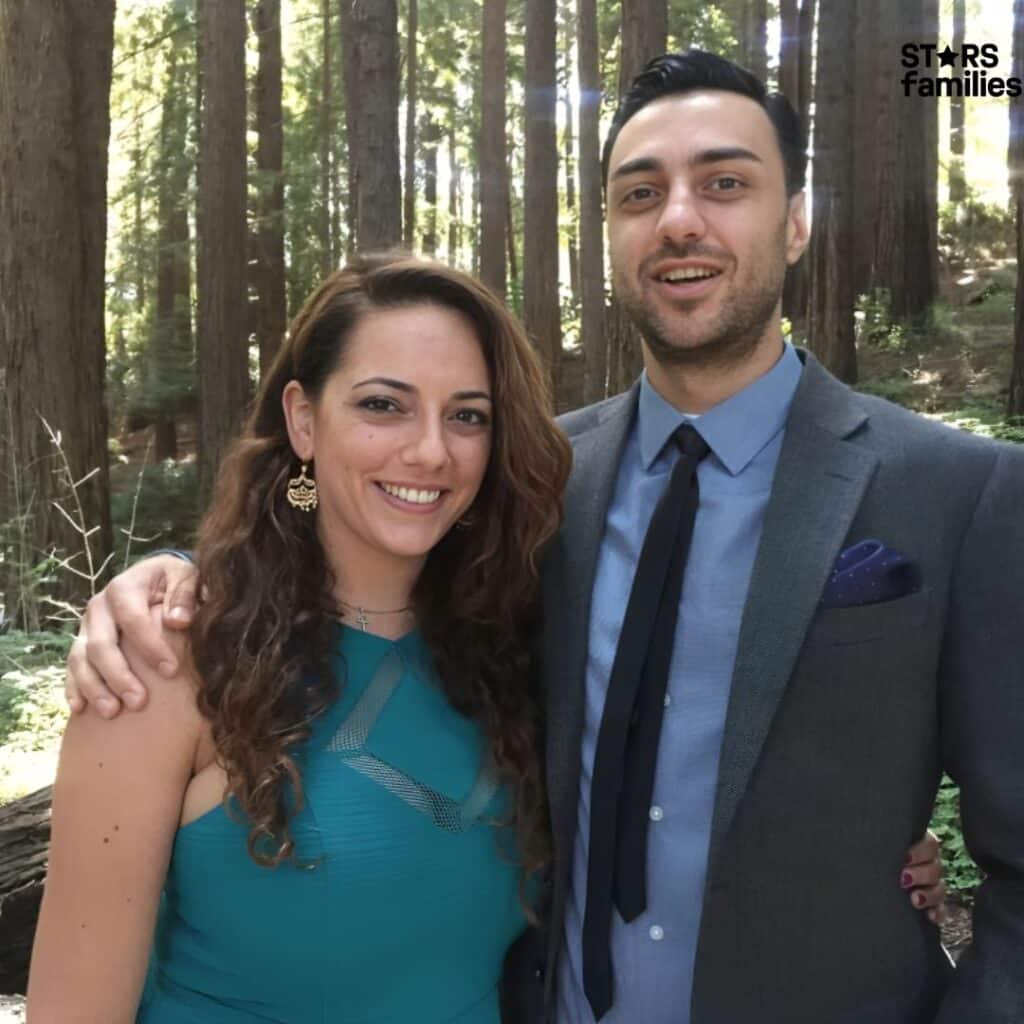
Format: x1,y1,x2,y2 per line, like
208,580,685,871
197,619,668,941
855,259,1016,420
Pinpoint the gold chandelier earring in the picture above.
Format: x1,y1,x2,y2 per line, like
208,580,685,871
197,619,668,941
286,462,318,511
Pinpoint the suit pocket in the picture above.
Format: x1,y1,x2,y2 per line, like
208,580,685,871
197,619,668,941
806,587,930,647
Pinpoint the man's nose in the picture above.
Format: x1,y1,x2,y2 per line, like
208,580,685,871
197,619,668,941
655,186,706,246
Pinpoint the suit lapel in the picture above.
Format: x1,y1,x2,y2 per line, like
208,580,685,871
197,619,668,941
707,355,878,870
544,385,638,902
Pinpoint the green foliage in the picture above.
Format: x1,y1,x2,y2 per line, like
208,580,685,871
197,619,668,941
955,282,1015,328
939,184,1015,265
928,776,983,903
282,0,344,311
933,400,1024,445
0,632,71,804
668,0,739,57
856,290,910,352
107,0,197,427
110,459,199,559
856,292,969,356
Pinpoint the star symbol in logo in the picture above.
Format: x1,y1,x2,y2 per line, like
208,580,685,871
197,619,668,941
938,45,958,68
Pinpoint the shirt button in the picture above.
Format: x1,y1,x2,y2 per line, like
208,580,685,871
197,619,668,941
649,806,663,822
649,925,664,941
663,694,672,708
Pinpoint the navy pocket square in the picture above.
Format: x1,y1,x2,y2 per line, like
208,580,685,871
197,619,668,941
820,539,919,610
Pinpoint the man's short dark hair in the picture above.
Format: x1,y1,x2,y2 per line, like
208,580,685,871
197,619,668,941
602,49,807,197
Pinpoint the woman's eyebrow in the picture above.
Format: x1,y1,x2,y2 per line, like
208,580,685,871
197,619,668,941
352,378,492,402
352,376,413,391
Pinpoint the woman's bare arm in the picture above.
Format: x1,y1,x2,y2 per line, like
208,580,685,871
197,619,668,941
28,620,200,1021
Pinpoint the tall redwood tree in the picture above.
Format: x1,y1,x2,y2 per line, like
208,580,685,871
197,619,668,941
196,0,250,506
0,0,115,624
524,0,562,394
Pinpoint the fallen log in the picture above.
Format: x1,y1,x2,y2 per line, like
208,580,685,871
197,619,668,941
0,787,52,995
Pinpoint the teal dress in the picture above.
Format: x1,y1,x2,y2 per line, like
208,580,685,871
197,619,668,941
138,625,527,1023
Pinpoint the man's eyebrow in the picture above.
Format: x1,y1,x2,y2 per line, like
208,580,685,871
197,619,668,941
690,146,763,167
610,147,763,184
610,156,663,182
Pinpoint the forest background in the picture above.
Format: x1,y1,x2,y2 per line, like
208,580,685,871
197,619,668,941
1,0,1023,989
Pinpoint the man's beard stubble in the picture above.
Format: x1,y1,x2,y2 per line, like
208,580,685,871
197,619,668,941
615,234,789,374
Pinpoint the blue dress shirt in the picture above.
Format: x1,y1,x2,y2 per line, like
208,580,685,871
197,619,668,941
558,343,803,1024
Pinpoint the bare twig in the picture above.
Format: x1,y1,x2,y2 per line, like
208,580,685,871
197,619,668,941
122,435,153,569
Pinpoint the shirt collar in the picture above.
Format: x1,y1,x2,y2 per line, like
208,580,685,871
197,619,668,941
637,341,803,476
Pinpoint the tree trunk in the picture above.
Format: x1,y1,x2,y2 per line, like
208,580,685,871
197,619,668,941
506,180,519,294
471,153,481,277
422,117,440,255
612,0,666,392
778,0,800,104
447,103,461,262
524,0,562,395
132,56,147,318
0,0,115,628
851,0,880,300
780,0,810,327
949,0,966,205
479,0,508,296
797,0,815,139
0,786,52,996
320,0,335,275
577,0,607,403
1008,0,1024,418
340,0,402,251
404,0,418,248
151,25,194,463
618,0,667,96
197,0,250,508
254,0,286,378
747,0,768,81
900,0,938,324
562,83,580,312
807,0,857,383
869,0,937,326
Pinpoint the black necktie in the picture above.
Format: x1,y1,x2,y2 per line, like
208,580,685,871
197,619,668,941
582,423,710,1022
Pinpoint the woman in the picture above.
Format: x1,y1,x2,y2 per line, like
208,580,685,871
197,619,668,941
34,254,947,1021
29,254,572,1021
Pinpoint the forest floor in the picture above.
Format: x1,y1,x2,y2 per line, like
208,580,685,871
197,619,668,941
854,258,1018,436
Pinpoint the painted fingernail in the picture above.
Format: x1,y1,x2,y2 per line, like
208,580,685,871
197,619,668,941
123,690,143,709
912,891,926,907
158,660,176,678
900,871,914,889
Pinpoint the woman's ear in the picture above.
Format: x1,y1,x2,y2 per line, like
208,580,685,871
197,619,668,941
282,381,315,462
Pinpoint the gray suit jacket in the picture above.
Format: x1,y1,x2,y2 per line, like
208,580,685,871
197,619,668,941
502,350,1024,1023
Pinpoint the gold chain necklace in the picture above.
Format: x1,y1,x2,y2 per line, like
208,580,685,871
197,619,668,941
336,598,413,632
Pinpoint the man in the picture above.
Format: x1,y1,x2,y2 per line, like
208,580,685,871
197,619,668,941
68,52,1011,1023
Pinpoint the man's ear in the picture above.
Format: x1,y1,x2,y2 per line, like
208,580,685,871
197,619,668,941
785,190,810,266
282,381,315,462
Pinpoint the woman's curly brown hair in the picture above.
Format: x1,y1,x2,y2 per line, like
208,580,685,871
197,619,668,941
189,253,572,914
